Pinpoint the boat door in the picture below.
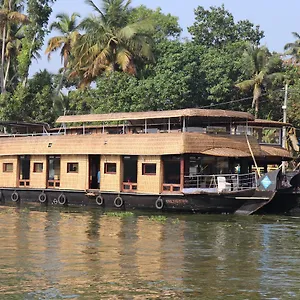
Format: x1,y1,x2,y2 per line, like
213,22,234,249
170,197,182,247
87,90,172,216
122,156,137,192
162,156,181,192
19,155,30,187
89,155,100,189
47,156,61,188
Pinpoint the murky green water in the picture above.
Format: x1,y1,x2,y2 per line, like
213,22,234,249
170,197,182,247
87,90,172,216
0,206,300,299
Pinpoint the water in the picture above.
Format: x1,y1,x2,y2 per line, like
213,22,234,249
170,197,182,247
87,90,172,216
0,206,300,299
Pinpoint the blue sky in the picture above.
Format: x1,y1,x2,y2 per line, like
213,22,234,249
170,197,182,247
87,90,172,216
31,0,299,75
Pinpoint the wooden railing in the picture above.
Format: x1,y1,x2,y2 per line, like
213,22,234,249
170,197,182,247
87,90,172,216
18,180,30,187
47,180,60,188
122,182,137,192
162,184,181,193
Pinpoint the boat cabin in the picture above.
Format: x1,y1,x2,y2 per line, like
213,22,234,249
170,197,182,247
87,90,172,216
0,109,292,197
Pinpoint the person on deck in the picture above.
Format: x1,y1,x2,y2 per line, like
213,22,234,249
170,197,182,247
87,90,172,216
97,170,101,189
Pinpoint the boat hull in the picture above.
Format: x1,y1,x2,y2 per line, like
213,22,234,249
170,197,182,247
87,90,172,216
0,187,267,214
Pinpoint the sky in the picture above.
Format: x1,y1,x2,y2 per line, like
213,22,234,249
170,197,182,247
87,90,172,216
31,0,300,75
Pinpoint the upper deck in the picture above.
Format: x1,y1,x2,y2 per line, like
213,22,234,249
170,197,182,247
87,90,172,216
0,109,291,158
54,108,290,147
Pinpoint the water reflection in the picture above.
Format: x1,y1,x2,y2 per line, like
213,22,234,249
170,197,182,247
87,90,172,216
0,208,300,299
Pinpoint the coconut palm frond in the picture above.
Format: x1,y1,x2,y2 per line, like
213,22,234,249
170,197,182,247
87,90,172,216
235,79,255,91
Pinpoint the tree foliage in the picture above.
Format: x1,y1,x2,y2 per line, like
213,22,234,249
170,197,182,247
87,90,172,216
188,5,264,47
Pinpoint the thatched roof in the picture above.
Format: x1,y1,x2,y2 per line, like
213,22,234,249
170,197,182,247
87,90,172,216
0,132,262,157
0,130,290,160
250,119,291,127
260,145,291,159
56,108,254,124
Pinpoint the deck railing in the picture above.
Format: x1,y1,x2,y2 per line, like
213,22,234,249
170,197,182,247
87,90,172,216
184,172,258,191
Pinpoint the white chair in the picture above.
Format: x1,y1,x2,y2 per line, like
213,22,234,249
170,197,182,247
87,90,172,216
217,176,231,192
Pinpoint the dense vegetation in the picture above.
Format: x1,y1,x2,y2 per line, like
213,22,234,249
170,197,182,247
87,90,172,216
1,0,300,128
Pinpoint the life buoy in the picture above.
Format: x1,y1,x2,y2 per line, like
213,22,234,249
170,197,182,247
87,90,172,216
96,195,104,206
58,193,67,205
38,192,47,203
114,196,123,208
11,191,19,202
155,197,164,210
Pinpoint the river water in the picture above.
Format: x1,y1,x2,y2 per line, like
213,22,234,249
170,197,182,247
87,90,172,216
0,206,300,299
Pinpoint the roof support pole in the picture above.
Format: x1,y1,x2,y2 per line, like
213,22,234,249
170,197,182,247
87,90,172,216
102,122,105,134
180,155,185,190
123,122,125,134
145,119,147,134
83,123,85,135
183,117,186,132
168,118,171,133
282,83,288,175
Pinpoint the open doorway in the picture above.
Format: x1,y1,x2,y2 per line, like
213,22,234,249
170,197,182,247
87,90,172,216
19,155,30,186
89,155,100,189
162,156,181,192
47,156,61,188
122,156,137,191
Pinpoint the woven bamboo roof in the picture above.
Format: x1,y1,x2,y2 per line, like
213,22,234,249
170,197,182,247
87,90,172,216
56,108,254,124
260,145,291,159
201,148,251,157
250,119,291,127
0,132,273,158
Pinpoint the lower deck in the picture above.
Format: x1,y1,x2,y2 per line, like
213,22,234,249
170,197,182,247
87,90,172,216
0,153,259,195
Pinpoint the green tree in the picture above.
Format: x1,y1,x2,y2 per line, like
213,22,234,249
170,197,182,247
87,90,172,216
188,5,264,47
46,12,81,93
128,5,182,41
235,44,284,118
71,0,154,87
17,0,56,86
0,0,29,93
284,32,300,63
0,69,56,124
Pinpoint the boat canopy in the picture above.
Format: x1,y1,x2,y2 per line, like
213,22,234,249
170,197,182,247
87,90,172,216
56,108,254,125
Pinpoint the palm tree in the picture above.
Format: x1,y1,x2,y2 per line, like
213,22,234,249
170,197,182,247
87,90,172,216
284,32,300,63
235,44,282,118
3,25,23,89
45,12,81,93
0,0,29,93
71,0,154,87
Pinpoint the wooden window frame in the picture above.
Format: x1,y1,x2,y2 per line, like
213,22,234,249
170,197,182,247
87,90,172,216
67,162,79,173
104,162,117,174
142,163,156,175
3,163,13,173
33,162,43,173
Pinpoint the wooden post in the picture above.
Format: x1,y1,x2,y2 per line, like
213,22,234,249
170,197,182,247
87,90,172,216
180,156,185,190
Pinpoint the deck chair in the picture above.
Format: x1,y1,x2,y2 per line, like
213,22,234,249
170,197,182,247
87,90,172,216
217,176,231,192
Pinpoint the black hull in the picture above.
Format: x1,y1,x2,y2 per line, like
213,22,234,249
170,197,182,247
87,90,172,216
0,187,297,215
0,187,255,214
258,188,300,215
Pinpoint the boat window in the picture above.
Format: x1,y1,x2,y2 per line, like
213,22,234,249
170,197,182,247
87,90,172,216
3,163,13,172
104,163,116,174
142,163,156,175
33,162,43,173
67,163,79,173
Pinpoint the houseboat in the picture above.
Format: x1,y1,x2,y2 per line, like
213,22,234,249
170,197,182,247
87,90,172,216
0,108,298,215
